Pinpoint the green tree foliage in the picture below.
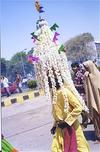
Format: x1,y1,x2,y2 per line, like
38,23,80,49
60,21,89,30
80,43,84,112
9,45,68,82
27,47,34,55
10,52,26,65
1,48,35,82
64,33,96,62
1,58,7,76
27,80,37,89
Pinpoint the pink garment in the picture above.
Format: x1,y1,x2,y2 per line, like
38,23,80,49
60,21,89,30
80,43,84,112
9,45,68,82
64,127,77,152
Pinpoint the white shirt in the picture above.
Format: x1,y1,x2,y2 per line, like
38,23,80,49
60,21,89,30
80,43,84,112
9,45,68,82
3,77,9,88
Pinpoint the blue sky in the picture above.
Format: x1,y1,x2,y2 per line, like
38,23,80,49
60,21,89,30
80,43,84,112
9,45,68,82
1,0,100,60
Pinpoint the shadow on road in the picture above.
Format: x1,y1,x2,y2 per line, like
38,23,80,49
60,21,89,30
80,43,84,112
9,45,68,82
84,130,95,141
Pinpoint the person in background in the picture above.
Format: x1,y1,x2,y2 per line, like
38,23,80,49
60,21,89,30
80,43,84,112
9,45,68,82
71,62,88,128
15,72,22,93
83,60,100,144
1,76,10,97
71,62,85,94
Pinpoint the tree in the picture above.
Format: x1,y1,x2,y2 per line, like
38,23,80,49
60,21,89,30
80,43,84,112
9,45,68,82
10,52,27,65
27,48,34,55
1,49,35,82
64,33,97,62
1,58,7,76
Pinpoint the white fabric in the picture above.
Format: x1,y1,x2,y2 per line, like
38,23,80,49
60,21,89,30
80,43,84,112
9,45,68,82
19,82,22,88
3,77,9,88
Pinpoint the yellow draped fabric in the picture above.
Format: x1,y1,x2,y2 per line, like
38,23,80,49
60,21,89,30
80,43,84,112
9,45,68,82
52,87,90,152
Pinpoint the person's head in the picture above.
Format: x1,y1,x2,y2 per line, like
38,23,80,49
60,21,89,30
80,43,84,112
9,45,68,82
15,72,20,76
71,62,80,73
1,75,5,79
83,60,99,74
15,72,18,75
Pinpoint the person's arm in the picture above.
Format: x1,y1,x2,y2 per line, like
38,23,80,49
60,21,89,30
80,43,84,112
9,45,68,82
50,121,56,134
20,75,23,82
64,89,83,126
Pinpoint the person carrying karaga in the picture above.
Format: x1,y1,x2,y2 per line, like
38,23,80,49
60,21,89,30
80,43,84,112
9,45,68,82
31,3,90,150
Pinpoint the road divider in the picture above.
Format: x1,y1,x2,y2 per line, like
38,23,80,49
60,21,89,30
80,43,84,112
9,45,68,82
1,89,45,107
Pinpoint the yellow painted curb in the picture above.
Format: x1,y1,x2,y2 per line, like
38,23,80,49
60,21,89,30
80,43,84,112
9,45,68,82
4,100,12,107
39,90,45,96
17,96,24,103
2,90,45,107
28,92,34,99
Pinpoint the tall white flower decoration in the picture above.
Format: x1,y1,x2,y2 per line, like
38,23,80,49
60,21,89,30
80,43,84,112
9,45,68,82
31,17,88,111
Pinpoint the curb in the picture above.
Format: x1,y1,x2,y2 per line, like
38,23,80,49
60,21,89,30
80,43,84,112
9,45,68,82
1,90,44,107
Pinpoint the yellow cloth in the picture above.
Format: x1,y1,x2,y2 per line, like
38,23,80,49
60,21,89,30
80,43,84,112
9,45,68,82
52,87,90,152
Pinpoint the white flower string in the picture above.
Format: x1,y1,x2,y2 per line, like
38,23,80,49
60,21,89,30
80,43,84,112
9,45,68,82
33,20,88,112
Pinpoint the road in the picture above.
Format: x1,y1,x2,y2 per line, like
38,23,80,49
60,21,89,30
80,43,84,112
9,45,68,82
2,96,100,152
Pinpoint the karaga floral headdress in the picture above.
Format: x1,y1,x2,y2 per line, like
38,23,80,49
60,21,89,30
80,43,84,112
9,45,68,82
30,1,88,112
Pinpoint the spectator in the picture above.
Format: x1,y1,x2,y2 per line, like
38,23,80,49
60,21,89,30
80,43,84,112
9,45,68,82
83,60,100,143
1,76,10,97
71,62,88,128
15,72,22,93
71,62,85,94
